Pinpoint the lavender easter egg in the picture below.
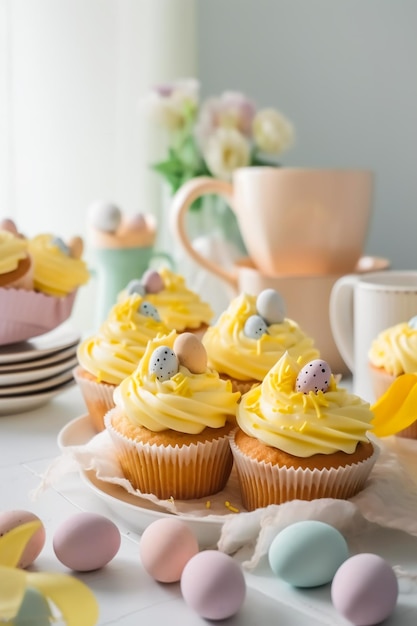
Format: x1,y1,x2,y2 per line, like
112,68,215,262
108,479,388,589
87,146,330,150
256,289,286,325
296,359,332,394
149,346,179,381
142,269,164,294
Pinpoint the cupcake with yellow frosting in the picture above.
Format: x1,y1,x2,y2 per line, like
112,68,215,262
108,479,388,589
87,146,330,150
230,353,377,511
74,294,169,432
104,331,240,499
202,289,320,394
0,228,33,290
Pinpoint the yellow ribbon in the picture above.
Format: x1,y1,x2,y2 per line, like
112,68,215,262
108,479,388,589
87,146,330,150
0,520,99,625
371,373,417,437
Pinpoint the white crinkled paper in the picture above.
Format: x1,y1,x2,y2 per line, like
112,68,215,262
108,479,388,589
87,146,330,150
36,431,417,570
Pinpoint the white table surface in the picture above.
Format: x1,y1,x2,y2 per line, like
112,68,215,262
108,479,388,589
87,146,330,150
2,382,417,625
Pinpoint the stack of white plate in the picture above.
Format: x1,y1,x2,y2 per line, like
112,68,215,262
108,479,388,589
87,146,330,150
0,325,80,416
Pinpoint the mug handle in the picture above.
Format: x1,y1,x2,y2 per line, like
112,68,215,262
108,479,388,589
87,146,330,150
329,274,360,373
169,177,238,289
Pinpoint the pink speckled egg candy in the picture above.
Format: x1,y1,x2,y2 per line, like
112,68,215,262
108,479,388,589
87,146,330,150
296,359,332,394
174,333,207,374
181,550,246,620
331,553,398,625
142,269,164,294
139,518,199,583
0,510,46,569
53,512,121,572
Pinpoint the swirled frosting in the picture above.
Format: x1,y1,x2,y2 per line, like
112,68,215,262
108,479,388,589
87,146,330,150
368,322,417,376
237,352,373,456
0,230,28,274
77,295,169,385
144,268,214,331
202,293,319,381
28,234,90,296
113,331,240,434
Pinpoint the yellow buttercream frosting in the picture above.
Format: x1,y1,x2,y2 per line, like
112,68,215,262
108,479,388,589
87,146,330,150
28,234,89,296
113,331,240,434
77,295,169,385
237,353,373,457
368,322,417,376
202,293,319,381
0,230,28,274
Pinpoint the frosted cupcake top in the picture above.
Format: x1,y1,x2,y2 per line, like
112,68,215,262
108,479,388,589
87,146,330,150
368,317,417,376
237,353,373,457
0,230,28,274
77,295,169,385
202,290,319,381
113,331,240,434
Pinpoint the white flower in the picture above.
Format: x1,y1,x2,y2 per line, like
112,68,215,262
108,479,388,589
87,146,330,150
204,127,250,180
195,91,256,148
143,78,199,132
252,108,294,155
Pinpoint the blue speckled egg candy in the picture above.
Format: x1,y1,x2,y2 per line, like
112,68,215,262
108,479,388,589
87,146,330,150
148,346,179,381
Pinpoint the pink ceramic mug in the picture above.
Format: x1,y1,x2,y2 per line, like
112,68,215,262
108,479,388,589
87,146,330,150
170,167,374,278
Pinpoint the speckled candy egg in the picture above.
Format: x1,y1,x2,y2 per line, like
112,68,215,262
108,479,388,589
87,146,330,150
0,510,46,568
149,346,179,381
126,279,145,296
256,289,286,325
268,521,349,588
174,333,207,374
142,269,164,294
181,550,246,620
331,553,399,626
244,314,268,339
53,512,121,572
139,518,199,583
408,315,417,329
139,301,161,321
296,359,332,394
88,201,122,233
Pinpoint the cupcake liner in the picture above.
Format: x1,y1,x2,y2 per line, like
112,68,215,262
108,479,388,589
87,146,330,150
0,288,77,346
73,366,116,433
105,409,233,500
229,429,379,511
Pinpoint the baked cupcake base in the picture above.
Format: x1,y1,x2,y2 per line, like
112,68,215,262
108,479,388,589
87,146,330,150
105,408,234,500
73,366,116,432
230,428,378,511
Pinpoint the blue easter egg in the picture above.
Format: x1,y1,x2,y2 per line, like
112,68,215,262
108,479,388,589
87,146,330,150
256,289,286,325
139,301,161,321
149,346,179,381
408,315,417,329
244,315,268,339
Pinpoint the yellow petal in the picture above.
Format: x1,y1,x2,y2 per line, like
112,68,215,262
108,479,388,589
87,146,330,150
0,565,26,620
0,520,42,568
371,373,417,437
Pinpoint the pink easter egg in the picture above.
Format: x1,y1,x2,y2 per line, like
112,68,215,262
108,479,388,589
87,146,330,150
142,269,164,293
295,359,332,394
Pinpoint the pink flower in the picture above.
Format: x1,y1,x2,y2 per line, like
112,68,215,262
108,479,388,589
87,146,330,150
195,91,256,148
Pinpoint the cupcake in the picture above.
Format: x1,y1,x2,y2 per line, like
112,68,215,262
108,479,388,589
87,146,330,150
368,315,417,437
230,353,377,511
202,289,320,393
104,331,240,500
74,294,169,432
0,229,33,290
121,267,214,338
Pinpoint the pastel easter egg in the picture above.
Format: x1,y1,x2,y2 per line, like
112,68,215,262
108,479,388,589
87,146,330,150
408,315,417,329
331,553,398,625
126,279,145,296
256,289,286,325
88,201,122,233
0,510,46,568
174,333,207,374
268,521,349,588
14,588,52,626
68,235,84,259
139,518,199,583
124,212,146,231
296,359,332,394
142,269,164,294
149,346,179,381
181,550,246,620
0,218,19,235
51,236,70,256
244,314,268,339
53,512,121,572
139,301,161,321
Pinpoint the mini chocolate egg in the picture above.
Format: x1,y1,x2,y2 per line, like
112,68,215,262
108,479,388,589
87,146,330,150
68,235,84,259
408,315,417,329
0,510,46,568
88,201,122,233
139,301,161,321
268,521,349,588
51,236,70,256
149,346,179,381
181,550,246,620
331,553,399,626
126,279,145,296
256,289,286,325
244,314,268,339
174,333,207,374
53,512,121,572
142,269,164,294
14,588,52,626
296,359,332,394
139,518,199,583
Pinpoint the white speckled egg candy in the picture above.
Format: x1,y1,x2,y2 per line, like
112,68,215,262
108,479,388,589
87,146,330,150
256,289,286,325
268,521,349,588
0,510,46,568
174,333,207,374
88,201,122,233
244,314,268,339
296,359,332,394
181,550,246,620
53,512,121,572
139,518,199,583
331,553,398,625
149,346,179,381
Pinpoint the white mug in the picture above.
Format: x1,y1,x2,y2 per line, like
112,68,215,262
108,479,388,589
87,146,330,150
330,270,417,401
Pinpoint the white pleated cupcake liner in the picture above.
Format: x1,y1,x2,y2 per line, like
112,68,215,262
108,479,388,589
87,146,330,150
72,366,116,432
